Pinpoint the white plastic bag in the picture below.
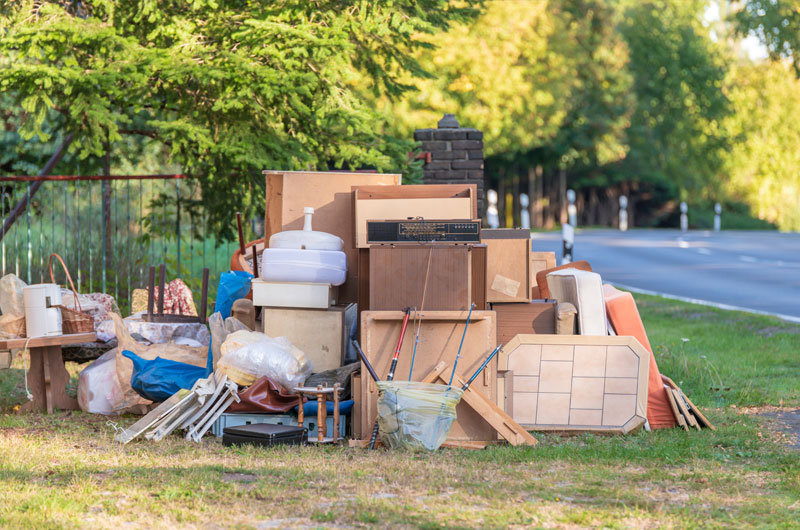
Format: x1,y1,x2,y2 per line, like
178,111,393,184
0,274,26,316
77,349,124,415
218,331,312,390
208,312,250,370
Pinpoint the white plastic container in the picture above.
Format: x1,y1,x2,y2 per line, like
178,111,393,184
260,248,347,286
23,283,63,337
269,207,344,251
252,279,335,309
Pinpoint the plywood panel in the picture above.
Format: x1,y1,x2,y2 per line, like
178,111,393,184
482,229,530,303
491,300,556,344
498,334,650,434
360,310,497,442
530,252,556,298
263,171,401,304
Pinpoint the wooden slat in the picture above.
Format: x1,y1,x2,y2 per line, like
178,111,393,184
0,332,96,350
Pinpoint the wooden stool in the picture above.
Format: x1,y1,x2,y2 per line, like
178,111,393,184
294,384,342,443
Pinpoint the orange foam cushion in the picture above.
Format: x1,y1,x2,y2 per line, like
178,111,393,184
603,284,676,429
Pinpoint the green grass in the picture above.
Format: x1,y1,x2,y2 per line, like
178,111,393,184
0,294,798,529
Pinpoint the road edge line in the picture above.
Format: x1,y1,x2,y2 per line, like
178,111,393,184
611,283,800,324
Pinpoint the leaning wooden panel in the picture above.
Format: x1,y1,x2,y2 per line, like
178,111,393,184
360,310,497,442
530,252,556,298
263,171,401,303
498,334,649,434
482,229,531,303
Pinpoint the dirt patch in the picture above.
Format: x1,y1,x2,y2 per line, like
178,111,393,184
222,472,258,483
760,409,800,450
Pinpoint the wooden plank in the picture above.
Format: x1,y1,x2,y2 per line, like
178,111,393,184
665,386,689,431
662,375,715,430
360,310,497,442
351,372,362,440
263,170,401,303
672,388,700,431
441,372,537,447
0,332,96,350
482,230,530,303
0,350,10,369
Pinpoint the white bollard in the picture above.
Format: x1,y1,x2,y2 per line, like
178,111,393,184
520,193,531,229
567,189,577,228
714,202,721,232
619,195,628,232
487,189,500,229
562,223,574,264
680,201,688,232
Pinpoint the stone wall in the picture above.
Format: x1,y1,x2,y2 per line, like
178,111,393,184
413,114,485,216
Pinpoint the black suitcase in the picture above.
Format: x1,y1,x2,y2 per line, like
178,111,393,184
222,423,307,447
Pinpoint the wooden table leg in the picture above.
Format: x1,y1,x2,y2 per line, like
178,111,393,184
18,345,78,414
316,385,324,443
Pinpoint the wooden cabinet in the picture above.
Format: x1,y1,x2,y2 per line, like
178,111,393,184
358,244,487,312
262,304,357,372
491,300,557,344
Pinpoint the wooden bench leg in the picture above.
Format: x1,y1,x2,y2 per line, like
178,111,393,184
18,346,78,414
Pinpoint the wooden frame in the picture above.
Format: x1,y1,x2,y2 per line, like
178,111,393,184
481,229,531,303
352,184,477,248
359,310,497,442
530,251,556,298
498,334,650,434
264,170,401,303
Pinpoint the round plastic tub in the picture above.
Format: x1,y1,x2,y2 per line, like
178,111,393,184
260,248,347,286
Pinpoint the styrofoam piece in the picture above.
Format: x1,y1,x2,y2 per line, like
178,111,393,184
269,207,344,251
260,248,347,286
23,284,62,337
252,280,335,309
211,412,347,440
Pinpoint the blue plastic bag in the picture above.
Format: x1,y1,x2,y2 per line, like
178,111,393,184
206,270,253,375
124,350,207,403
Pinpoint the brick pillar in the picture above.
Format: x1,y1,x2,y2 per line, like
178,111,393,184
414,114,485,217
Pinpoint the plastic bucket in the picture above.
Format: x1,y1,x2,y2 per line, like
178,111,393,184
376,381,463,451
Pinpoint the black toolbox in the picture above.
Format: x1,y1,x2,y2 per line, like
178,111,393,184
222,423,306,447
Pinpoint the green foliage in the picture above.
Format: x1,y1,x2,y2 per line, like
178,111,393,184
0,0,474,238
733,0,800,76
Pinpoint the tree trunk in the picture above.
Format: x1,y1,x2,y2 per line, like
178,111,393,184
534,165,544,227
559,169,567,225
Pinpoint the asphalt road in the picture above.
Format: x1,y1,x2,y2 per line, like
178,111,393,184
530,229,800,321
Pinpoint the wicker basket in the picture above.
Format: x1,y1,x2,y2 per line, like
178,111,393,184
49,253,94,334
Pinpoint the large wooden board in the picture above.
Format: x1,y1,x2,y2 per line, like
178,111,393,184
360,310,497,442
353,185,476,248
262,304,356,372
0,332,96,350
482,229,531,303
498,334,650,434
264,171,401,303
530,252,556,298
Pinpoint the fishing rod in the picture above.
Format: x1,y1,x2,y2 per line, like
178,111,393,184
368,307,412,450
408,247,433,381
447,302,475,387
461,345,503,392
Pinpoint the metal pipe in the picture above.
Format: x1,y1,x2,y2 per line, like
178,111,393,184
461,345,502,392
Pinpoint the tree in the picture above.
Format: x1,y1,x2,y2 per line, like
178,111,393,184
0,0,476,237
733,0,800,76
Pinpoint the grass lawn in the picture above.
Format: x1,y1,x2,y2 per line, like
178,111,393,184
1,294,798,529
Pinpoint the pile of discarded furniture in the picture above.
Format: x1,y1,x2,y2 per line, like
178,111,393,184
0,169,712,448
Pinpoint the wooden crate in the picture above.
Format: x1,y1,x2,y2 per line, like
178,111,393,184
262,304,357,373
363,244,486,312
482,229,531,303
352,185,476,248
359,310,497,442
264,170,401,303
491,300,557,344
530,252,556,298
498,334,650,434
